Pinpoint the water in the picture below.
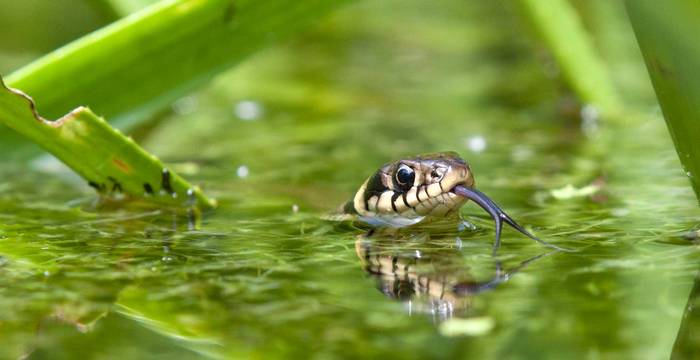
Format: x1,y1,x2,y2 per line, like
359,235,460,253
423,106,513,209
1,1,700,359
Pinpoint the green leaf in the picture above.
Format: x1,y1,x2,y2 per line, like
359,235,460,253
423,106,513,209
0,0,351,202
5,0,353,129
0,76,215,208
626,1,700,201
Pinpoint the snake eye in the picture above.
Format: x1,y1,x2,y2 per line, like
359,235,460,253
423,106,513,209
395,164,415,190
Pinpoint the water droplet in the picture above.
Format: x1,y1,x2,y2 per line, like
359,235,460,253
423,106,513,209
465,135,487,153
43,270,50,277
236,165,249,178
162,256,173,262
292,204,299,213
688,171,694,179
234,100,263,121
458,220,477,232
414,250,422,259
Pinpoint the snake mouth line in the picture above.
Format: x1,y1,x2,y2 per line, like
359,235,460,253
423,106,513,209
447,181,469,194
451,185,573,255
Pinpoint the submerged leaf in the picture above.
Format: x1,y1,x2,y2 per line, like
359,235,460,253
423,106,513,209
550,183,601,200
439,316,495,337
0,77,215,208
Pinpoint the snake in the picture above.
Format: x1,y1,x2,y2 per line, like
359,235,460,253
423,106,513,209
342,152,569,254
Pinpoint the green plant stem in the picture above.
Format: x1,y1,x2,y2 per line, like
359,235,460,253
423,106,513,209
517,0,622,117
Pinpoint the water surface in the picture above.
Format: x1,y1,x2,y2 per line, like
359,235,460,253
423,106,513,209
1,1,699,359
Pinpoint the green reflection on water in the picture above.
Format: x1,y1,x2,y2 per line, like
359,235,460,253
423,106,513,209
0,0,699,359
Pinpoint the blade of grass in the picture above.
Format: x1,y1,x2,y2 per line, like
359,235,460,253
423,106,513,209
671,268,700,359
0,76,215,208
517,0,622,118
625,0,700,201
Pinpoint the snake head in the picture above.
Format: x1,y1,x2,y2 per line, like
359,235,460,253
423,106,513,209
345,152,572,254
346,152,475,227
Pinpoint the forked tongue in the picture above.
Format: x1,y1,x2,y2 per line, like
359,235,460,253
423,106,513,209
452,185,573,255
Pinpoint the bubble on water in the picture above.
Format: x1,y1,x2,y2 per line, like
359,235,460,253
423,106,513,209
234,100,263,121
465,135,487,153
172,96,198,115
236,165,249,179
